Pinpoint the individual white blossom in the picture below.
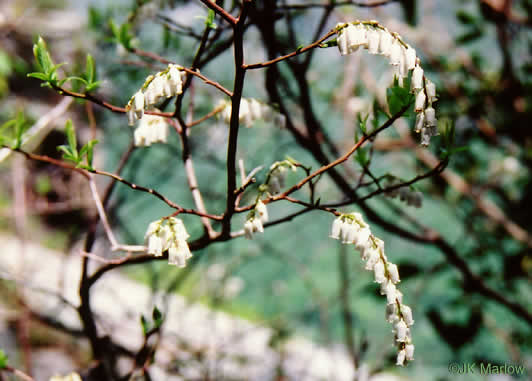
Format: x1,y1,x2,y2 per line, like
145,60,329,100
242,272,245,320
367,27,380,54
401,304,414,326
386,303,399,323
415,111,425,133
411,65,424,91
126,64,184,126
396,348,406,366
329,211,415,365
387,263,400,284
414,90,426,112
144,217,192,267
378,28,393,56
244,220,254,239
330,217,343,240
394,319,408,342
405,47,417,70
384,281,398,305
373,261,386,283
217,98,286,129
336,21,439,146
255,199,269,223
405,344,415,361
425,80,437,103
133,113,168,147
389,40,403,66
168,240,192,268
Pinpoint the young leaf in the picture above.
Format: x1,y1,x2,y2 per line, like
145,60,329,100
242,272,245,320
81,139,98,169
14,111,27,149
27,72,49,81
85,81,102,92
205,9,217,30
65,120,77,151
0,349,8,368
152,306,163,328
33,36,53,74
85,54,95,84
140,315,149,336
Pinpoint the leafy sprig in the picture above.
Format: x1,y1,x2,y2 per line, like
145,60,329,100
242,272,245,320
57,120,98,170
27,36,101,92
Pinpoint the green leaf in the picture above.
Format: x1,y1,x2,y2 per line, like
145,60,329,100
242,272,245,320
63,76,88,85
85,81,102,92
386,84,413,116
109,19,120,40
85,54,95,84
205,9,217,30
0,349,8,368
65,120,77,151
33,36,53,74
82,139,98,169
355,147,369,167
152,306,163,328
456,10,477,25
27,72,49,81
57,145,77,163
140,315,149,336
119,23,132,49
14,111,27,149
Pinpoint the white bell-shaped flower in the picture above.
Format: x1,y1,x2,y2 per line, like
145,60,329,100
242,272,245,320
411,65,424,91
396,348,406,366
414,90,426,112
405,344,415,361
330,217,343,240
388,263,400,284
373,261,386,283
168,241,192,268
389,40,403,66
401,305,414,326
256,200,268,223
367,27,380,54
378,29,393,56
394,319,408,342
405,47,417,70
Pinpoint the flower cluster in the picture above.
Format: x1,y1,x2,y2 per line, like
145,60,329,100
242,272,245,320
126,64,185,126
266,159,298,194
336,21,438,146
217,98,286,129
244,200,268,239
411,65,438,146
144,217,192,268
330,212,414,365
133,113,169,147
384,178,423,208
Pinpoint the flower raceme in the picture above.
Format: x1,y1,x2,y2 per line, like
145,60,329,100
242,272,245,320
144,217,192,267
330,213,415,365
336,21,439,146
125,64,185,126
244,200,269,239
217,98,286,129
133,113,168,147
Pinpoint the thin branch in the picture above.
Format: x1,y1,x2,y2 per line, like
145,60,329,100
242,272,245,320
277,0,399,10
88,175,118,248
198,0,237,25
244,29,337,70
